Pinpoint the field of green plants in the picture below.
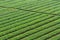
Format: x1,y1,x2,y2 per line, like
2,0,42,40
0,0,60,40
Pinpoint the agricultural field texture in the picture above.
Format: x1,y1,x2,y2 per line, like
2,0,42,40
0,0,60,40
